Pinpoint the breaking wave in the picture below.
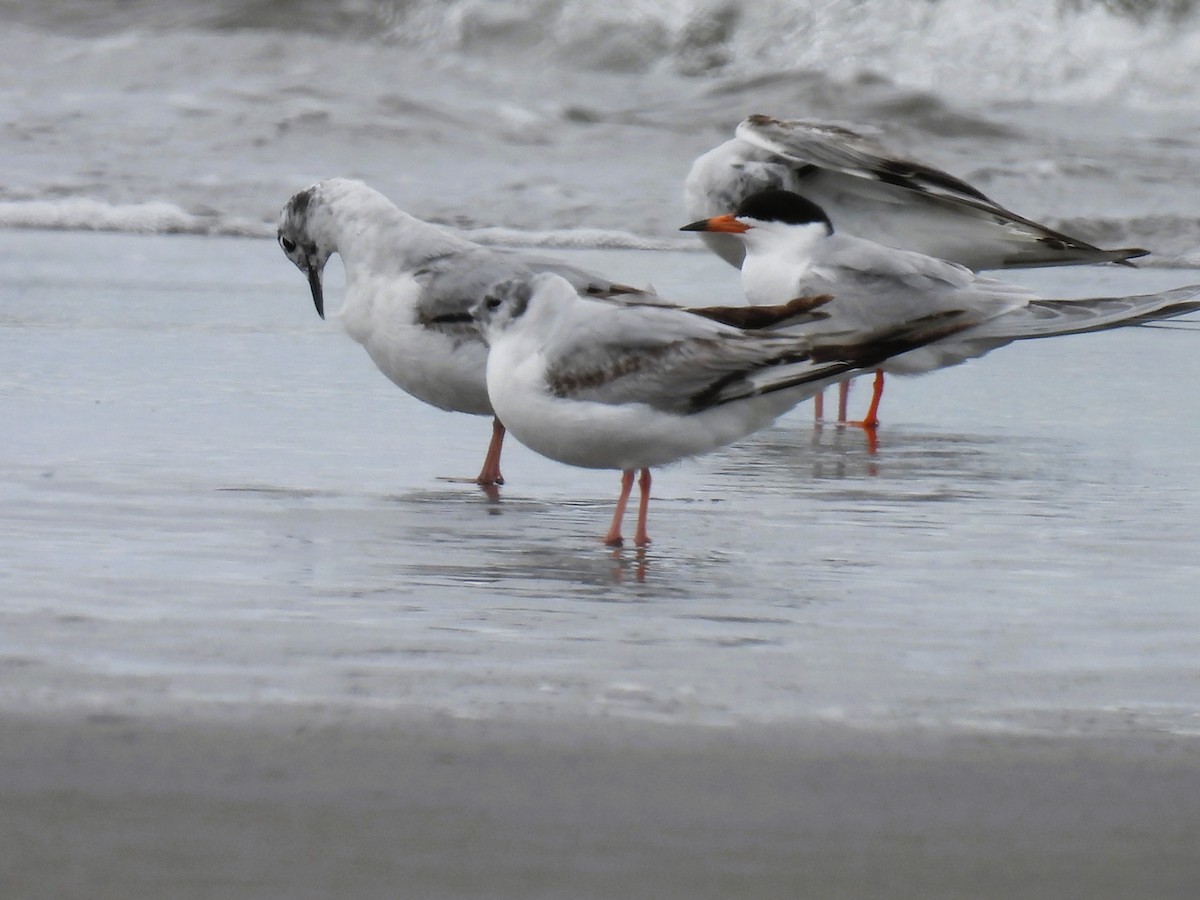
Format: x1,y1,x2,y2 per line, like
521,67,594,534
9,0,1200,108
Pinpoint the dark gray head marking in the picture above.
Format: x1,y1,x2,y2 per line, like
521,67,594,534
278,186,321,258
277,185,326,318
483,278,533,321
286,186,315,221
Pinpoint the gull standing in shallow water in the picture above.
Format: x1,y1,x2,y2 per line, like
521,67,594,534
682,188,1200,430
472,273,978,547
276,178,648,488
684,114,1149,421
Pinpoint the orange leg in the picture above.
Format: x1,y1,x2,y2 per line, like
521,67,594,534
858,370,884,430
475,418,506,487
633,468,652,547
837,379,851,423
813,391,825,423
604,469,636,547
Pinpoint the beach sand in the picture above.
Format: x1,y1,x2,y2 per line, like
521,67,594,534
2,710,1199,899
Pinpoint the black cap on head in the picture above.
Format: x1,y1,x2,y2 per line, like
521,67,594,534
735,190,833,233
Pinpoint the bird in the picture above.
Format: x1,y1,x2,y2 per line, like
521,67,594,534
471,272,982,547
684,114,1150,423
686,114,1148,271
276,177,649,489
682,188,1200,430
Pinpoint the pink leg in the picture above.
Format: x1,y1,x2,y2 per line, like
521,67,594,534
604,469,636,547
633,468,652,547
813,391,825,423
475,418,506,486
837,379,851,423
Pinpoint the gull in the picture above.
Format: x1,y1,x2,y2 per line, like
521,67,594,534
685,114,1149,422
276,177,647,488
472,272,975,547
682,188,1200,430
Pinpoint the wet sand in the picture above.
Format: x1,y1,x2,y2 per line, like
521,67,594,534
2,710,1199,900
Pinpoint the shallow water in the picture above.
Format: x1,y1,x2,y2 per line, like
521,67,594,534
3,228,1200,735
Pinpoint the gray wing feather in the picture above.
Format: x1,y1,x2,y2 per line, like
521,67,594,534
413,247,659,326
731,115,1148,268
543,308,814,415
736,115,993,204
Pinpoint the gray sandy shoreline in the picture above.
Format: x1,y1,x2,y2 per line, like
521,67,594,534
2,709,1198,899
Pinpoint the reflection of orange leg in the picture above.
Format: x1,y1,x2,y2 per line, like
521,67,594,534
813,391,825,423
863,423,879,456
604,469,636,547
837,380,851,423
475,418,506,486
633,468,652,547
840,371,883,453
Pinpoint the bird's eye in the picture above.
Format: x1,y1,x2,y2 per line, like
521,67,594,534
486,296,502,310
279,235,297,253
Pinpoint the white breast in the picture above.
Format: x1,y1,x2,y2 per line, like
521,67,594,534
338,270,493,416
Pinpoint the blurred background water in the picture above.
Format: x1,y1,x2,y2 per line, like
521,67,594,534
2,0,1200,261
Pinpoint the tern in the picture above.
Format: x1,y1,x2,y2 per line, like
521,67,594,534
682,188,1198,429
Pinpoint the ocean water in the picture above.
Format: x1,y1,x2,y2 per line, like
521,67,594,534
2,0,1200,260
3,0,1200,736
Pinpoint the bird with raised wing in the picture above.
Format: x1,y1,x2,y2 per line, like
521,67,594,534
685,114,1149,423
686,114,1147,271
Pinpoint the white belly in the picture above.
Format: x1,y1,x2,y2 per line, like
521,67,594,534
486,343,804,471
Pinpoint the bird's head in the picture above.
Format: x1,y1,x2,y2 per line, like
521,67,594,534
681,189,834,245
277,184,337,319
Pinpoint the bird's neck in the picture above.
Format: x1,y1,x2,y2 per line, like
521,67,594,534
739,226,826,305
319,185,452,283
740,245,810,305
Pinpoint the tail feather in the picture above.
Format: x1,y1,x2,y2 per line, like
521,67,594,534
703,311,978,408
971,284,1200,341
869,283,1200,378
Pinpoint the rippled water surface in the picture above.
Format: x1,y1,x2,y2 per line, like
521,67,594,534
2,230,1200,735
